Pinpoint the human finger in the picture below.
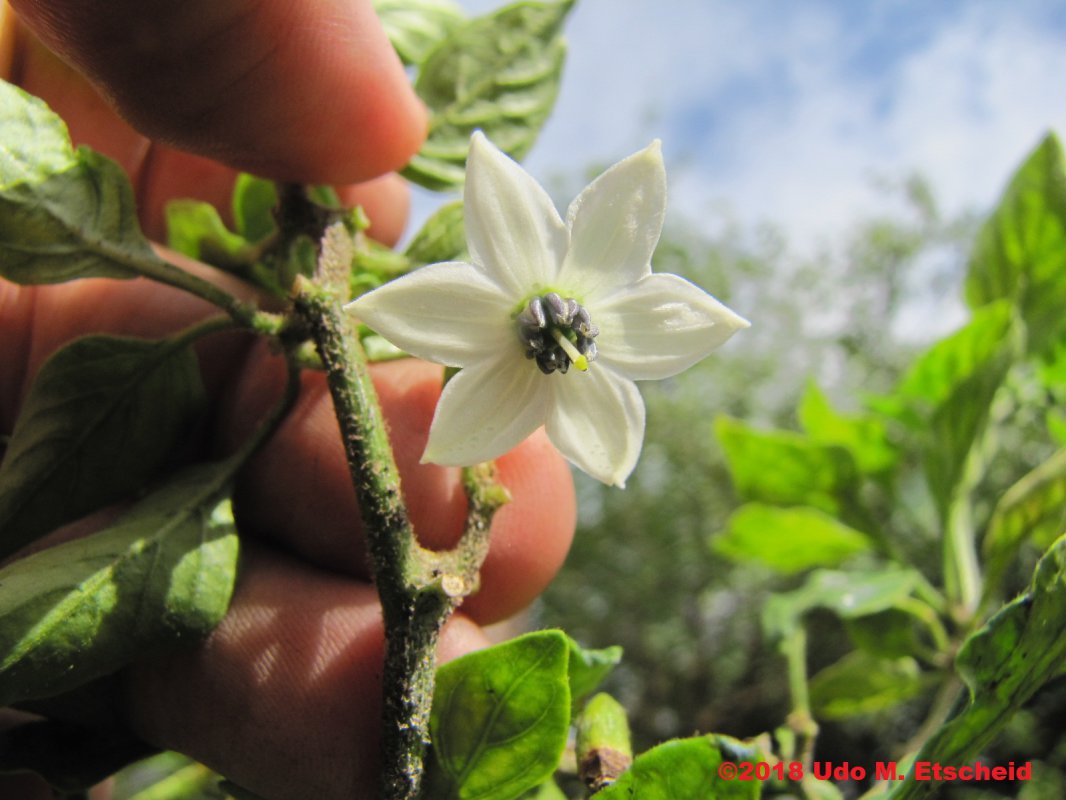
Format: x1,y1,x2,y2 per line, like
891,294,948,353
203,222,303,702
7,0,426,184
219,349,577,624
4,18,413,244
124,545,491,800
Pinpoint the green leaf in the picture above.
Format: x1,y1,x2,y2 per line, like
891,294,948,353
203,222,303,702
714,503,872,574
405,200,466,266
166,200,255,268
0,334,205,560
404,0,573,190
374,0,467,66
715,416,859,515
873,301,1017,519
566,635,622,713
516,780,567,800
597,735,763,800
845,607,941,660
966,132,1066,354
886,533,1066,800
982,448,1066,599
427,630,570,800
231,173,278,243
0,79,79,182
0,80,167,284
799,381,898,476
763,567,924,640
0,461,240,706
809,652,926,720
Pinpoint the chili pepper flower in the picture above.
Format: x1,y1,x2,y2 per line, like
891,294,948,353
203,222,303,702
347,132,749,486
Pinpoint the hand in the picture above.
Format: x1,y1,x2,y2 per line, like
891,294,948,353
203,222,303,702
0,2,576,798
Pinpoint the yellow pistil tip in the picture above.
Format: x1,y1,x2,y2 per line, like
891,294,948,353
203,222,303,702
551,328,589,372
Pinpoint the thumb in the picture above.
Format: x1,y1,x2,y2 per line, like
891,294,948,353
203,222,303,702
8,0,426,183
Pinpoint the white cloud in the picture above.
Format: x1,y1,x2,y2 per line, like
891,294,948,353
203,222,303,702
446,0,1066,244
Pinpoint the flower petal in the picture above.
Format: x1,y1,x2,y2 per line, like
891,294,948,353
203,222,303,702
422,356,549,466
464,131,569,296
557,140,666,299
546,367,645,487
594,273,751,381
346,261,513,367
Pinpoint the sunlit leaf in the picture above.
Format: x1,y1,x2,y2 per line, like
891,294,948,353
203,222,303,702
0,334,204,559
566,635,622,713
597,735,762,800
715,503,872,574
764,567,924,640
0,462,240,705
403,0,573,190
799,381,898,476
982,448,1066,599
886,533,1066,800
966,132,1066,354
516,780,567,800
715,416,859,515
872,301,1017,519
0,80,164,284
427,630,570,800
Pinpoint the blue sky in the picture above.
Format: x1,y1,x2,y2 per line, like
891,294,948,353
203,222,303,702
437,0,1066,251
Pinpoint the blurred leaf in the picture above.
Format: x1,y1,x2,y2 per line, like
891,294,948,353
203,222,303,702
566,635,623,713
231,173,278,243
404,0,573,190
715,416,859,515
1048,409,1066,446
715,503,872,574
845,608,939,660
516,780,567,800
597,735,762,800
809,652,926,720
426,630,570,800
966,132,1066,354
982,448,1066,599
872,301,1017,519
405,200,466,266
0,462,239,706
799,381,898,476
0,80,166,285
764,567,924,640
375,0,466,65
0,334,204,560
166,200,255,268
886,533,1066,800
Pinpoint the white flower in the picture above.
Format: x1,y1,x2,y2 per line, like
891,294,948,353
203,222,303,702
347,132,749,487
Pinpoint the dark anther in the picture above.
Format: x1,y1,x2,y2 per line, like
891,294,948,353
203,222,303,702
516,292,599,374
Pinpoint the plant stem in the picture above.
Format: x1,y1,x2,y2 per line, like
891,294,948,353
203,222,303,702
289,210,507,800
294,278,428,794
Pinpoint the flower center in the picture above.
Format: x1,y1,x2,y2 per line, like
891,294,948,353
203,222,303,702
516,292,599,375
